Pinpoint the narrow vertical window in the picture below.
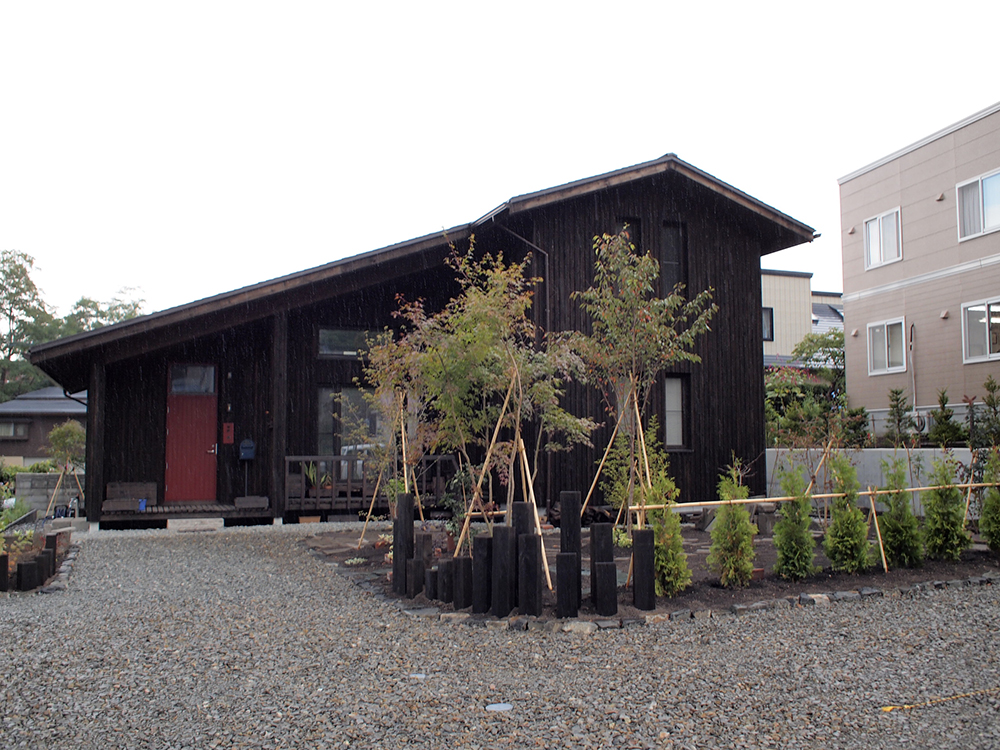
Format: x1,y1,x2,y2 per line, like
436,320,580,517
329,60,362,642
661,222,685,293
664,377,685,448
762,307,774,342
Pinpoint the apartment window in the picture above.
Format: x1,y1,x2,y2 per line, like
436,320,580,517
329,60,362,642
868,318,905,374
664,377,685,448
864,208,901,269
762,307,774,342
962,298,1000,362
319,328,368,358
957,170,1000,240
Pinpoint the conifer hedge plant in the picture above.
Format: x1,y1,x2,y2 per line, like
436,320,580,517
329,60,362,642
923,457,971,561
823,452,872,574
772,465,819,580
980,449,1000,553
878,456,924,568
707,462,758,588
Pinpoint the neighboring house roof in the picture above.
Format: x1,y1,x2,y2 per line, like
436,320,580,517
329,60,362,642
30,153,815,391
812,301,844,335
0,387,87,416
838,101,1000,184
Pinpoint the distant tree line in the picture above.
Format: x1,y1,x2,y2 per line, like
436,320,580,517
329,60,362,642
0,249,144,401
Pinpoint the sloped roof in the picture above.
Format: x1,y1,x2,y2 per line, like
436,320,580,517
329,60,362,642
31,153,815,390
0,387,87,416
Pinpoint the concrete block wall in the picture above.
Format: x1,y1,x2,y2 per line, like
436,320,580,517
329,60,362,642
15,473,85,515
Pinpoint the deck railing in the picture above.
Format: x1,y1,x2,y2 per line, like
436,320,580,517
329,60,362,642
283,454,459,515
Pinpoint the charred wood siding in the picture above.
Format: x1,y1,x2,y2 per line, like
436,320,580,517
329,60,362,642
524,173,768,506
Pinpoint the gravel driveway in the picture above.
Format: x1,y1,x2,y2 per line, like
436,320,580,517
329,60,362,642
2,524,999,749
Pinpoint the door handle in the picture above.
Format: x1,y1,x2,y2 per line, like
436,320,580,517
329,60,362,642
207,444,217,455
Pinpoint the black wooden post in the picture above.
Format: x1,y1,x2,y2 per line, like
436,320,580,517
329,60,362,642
37,549,54,583
424,567,438,601
590,523,614,605
632,529,655,611
594,561,618,616
560,491,582,609
414,531,434,568
512,502,533,596
491,525,516,618
556,552,579,618
438,558,454,604
472,534,493,614
518,533,542,616
0,553,8,592
392,493,414,595
17,561,37,592
453,556,473,610
406,558,424,599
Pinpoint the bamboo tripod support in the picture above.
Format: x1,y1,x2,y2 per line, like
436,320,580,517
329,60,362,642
45,464,84,517
867,486,889,573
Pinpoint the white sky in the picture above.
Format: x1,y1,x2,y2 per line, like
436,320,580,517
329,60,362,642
2,1,998,316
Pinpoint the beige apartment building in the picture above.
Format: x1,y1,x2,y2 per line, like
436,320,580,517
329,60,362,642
761,269,843,366
839,101,1000,433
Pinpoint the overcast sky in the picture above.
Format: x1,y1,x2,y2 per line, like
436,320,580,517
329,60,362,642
2,2,998,317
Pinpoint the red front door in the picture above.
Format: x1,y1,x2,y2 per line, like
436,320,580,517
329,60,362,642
165,364,218,502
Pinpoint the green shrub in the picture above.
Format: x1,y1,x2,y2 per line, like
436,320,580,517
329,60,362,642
980,450,1000,552
649,504,691,597
823,452,872,573
879,456,924,568
927,389,967,447
923,457,971,561
772,465,818,580
707,463,757,588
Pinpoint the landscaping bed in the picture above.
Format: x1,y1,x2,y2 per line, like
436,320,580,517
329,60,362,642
306,523,1000,620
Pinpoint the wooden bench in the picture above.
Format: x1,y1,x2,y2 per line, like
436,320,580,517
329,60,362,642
103,482,157,512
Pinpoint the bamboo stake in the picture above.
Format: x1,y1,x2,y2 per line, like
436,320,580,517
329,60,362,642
398,394,409,496
963,471,975,528
517,437,553,590
45,468,67,517
633,393,653,530
72,467,85,502
868,486,889,573
357,471,384,549
454,375,516,556
581,406,627,516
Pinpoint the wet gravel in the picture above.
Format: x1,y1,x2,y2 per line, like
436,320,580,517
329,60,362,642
2,523,999,749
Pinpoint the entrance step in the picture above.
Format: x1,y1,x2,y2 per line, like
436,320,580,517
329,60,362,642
167,518,225,532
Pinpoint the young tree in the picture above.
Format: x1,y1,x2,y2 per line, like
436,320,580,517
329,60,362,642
926,389,966,447
572,227,715,519
884,388,915,448
0,250,51,399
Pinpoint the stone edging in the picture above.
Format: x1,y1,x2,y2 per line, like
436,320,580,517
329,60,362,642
333,564,999,635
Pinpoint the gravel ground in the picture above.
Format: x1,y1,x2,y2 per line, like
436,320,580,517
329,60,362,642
2,523,999,749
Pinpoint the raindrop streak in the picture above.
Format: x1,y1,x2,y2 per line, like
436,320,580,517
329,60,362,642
485,703,512,712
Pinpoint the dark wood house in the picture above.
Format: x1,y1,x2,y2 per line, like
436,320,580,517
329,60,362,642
30,154,814,525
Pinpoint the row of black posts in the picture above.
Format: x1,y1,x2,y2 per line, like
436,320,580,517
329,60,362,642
0,533,61,592
391,491,658,617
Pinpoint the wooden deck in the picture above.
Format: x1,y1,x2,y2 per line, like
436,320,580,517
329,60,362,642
100,502,270,523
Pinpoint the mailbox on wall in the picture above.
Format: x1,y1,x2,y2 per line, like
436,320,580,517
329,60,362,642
239,439,255,461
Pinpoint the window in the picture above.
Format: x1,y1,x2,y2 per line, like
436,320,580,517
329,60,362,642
762,307,774,342
864,208,901,269
664,377,685,448
0,421,29,440
661,222,686,292
957,170,1000,240
169,364,215,394
867,318,905,374
318,329,368,358
962,298,1000,362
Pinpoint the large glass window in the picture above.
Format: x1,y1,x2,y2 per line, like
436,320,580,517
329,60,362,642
867,318,905,374
958,171,1000,240
963,298,1000,362
864,208,901,269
